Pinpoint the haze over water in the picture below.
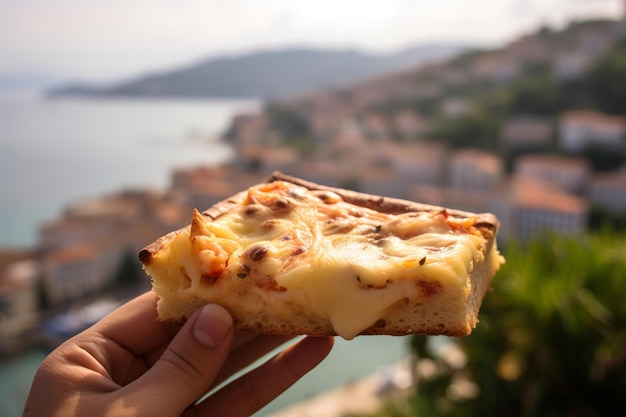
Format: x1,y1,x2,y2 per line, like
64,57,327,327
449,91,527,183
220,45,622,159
0,90,257,248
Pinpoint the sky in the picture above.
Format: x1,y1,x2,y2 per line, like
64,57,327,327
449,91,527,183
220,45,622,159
1,0,624,83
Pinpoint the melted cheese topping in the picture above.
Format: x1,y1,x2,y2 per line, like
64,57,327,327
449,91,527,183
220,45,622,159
156,181,492,339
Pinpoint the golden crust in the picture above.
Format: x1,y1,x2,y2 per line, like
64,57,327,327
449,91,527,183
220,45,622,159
139,172,498,264
139,171,501,338
267,171,499,226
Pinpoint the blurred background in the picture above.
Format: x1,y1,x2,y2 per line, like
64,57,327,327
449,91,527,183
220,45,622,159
1,1,626,416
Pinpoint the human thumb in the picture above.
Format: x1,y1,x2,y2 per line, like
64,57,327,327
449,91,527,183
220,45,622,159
129,304,234,416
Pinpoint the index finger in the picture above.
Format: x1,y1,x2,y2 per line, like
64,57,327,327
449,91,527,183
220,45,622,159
93,292,272,358
92,291,179,356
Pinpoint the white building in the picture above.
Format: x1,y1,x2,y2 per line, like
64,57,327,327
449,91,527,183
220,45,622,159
553,51,593,81
372,142,447,188
441,97,473,118
500,116,553,149
559,111,626,153
589,172,626,215
470,51,521,84
448,149,503,191
391,110,428,140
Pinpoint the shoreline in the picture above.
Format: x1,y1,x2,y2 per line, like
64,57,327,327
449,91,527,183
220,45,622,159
266,360,414,417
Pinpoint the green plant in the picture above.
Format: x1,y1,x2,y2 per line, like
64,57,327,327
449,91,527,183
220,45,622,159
410,231,626,416
587,40,626,115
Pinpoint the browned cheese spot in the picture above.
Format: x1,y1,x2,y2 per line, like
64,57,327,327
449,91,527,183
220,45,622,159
255,275,287,292
417,280,442,297
138,249,152,264
348,207,364,218
201,274,218,286
324,218,356,234
269,197,290,211
374,319,387,328
291,247,306,256
245,245,268,262
262,219,279,230
244,205,261,216
316,192,334,203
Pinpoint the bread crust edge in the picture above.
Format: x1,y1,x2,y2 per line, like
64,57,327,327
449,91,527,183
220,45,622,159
138,171,501,338
139,171,499,264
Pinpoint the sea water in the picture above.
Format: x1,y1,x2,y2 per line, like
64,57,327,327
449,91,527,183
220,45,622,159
0,89,257,248
0,90,411,416
0,336,410,417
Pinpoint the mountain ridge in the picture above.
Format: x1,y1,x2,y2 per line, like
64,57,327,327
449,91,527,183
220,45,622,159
46,43,472,100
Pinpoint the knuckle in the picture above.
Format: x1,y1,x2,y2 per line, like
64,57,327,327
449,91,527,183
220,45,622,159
162,346,205,385
236,376,266,415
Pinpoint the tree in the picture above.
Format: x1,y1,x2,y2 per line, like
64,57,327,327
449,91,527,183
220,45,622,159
504,76,560,116
113,251,144,288
587,42,626,115
409,231,626,416
429,109,500,150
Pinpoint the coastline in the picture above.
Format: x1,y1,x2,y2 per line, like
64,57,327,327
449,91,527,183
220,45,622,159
266,360,414,417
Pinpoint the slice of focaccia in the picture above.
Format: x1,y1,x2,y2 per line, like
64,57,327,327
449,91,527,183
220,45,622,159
139,172,504,340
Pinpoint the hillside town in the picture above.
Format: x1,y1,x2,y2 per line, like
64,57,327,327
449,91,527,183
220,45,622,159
1,16,626,355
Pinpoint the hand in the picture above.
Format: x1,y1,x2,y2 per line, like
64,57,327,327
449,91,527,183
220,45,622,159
23,292,334,417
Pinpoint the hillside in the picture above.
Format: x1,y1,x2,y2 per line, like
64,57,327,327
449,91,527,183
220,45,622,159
46,44,469,100
257,19,626,155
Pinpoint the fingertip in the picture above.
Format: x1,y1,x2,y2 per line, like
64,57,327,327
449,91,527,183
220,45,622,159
307,335,335,354
122,303,235,416
287,336,335,375
193,335,335,416
193,304,233,348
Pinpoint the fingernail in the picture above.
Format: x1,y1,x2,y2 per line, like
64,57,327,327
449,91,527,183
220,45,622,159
193,304,233,348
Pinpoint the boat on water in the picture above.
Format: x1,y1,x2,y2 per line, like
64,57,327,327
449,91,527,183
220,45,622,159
39,298,122,347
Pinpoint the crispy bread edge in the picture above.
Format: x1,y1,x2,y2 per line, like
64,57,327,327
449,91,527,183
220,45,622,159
139,171,499,264
138,171,501,337
266,171,499,233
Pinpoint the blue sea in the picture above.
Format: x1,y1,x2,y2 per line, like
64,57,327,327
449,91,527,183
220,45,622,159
0,89,257,248
0,90,412,416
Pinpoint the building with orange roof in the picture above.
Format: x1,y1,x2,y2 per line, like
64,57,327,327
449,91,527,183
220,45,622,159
41,243,100,306
409,184,494,215
506,175,588,242
391,110,428,140
355,167,410,200
507,33,552,64
39,189,189,306
359,112,390,140
513,153,590,194
371,141,447,188
228,112,267,148
470,50,521,84
171,163,276,210
0,253,39,353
